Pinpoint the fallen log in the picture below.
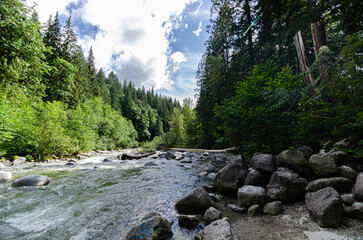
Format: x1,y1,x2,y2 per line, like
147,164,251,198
169,147,238,153
121,152,156,160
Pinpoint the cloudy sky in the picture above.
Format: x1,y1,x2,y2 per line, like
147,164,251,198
27,0,212,101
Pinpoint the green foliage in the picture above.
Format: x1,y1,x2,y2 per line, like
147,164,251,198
164,108,185,147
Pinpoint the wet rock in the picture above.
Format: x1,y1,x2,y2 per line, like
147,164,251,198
11,157,26,166
0,171,12,181
267,169,307,202
309,153,337,177
341,193,355,206
102,158,113,163
305,187,342,228
204,207,222,223
227,204,246,214
296,146,314,159
263,201,283,215
165,150,176,160
353,173,363,201
198,163,217,174
126,211,173,240
158,153,166,158
178,215,200,229
250,153,275,174
144,162,158,167
175,187,214,214
116,154,123,159
248,204,262,217
244,169,263,186
12,175,50,187
213,156,248,196
306,177,353,193
338,165,358,181
194,218,237,240
350,202,363,220
276,150,313,177
180,159,192,163
65,162,76,166
237,185,266,207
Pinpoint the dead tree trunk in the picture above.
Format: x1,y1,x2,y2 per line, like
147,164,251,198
311,22,327,56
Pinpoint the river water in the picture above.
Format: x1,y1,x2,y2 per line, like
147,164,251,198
0,151,205,240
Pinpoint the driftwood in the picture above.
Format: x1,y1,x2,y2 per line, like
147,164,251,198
169,147,238,153
121,152,156,160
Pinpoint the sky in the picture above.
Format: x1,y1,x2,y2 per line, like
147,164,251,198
27,0,212,101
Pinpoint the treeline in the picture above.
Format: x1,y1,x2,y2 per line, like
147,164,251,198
192,0,362,157
0,0,179,159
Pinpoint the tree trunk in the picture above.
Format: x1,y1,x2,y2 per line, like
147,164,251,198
311,22,327,56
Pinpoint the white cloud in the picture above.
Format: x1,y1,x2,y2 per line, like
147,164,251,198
170,52,187,73
194,1,203,14
27,0,74,23
193,21,203,37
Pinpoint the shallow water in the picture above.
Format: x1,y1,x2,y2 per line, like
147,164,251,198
0,151,204,240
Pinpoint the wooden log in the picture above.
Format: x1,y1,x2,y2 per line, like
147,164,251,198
169,147,239,153
121,152,156,160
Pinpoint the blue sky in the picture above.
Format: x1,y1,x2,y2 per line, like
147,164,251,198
28,0,212,101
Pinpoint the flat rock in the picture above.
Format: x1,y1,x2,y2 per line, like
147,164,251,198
306,177,353,193
0,171,12,181
175,187,214,214
263,201,283,215
194,218,237,240
237,185,266,207
12,175,50,187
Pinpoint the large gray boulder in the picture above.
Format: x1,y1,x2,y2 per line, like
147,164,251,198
353,173,363,201
305,187,342,228
204,207,222,223
12,175,50,187
350,202,363,220
338,165,358,181
198,163,217,174
276,150,313,177
306,177,353,193
237,185,266,207
309,153,337,177
250,153,275,174
175,187,214,214
213,156,248,196
296,146,314,159
194,218,237,240
0,171,12,181
126,211,173,240
327,151,349,166
244,169,263,186
267,168,307,202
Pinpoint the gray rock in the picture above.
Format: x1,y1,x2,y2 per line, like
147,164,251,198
244,169,263,186
178,215,200,229
296,146,314,159
341,193,355,206
209,193,223,202
350,202,363,220
102,158,113,163
250,153,275,174
0,171,12,181
342,204,353,217
126,211,172,240
267,169,307,202
248,204,262,217
276,150,313,177
306,177,353,193
11,157,26,166
353,173,363,201
213,156,248,196
175,187,214,214
305,187,342,228
327,151,349,166
263,201,283,215
144,162,158,167
227,204,246,214
165,150,176,160
204,207,222,223
338,165,358,181
65,162,76,166
207,173,216,181
194,218,237,240
12,175,50,187
237,185,266,207
198,163,217,174
309,153,337,177
180,159,192,163
202,184,215,192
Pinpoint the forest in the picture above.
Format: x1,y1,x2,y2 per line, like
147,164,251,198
0,0,362,160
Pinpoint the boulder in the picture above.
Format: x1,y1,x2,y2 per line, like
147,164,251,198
247,204,262,217
11,157,26,166
178,215,200,229
126,211,172,240
352,173,363,201
0,171,12,181
12,175,50,187
213,156,248,196
306,177,353,193
227,204,246,214
194,219,237,240
263,201,283,215
207,173,216,181
175,187,214,214
244,169,263,186
337,165,358,181
267,169,307,202
102,158,113,163
204,207,222,223
296,146,314,159
350,202,363,220
327,151,349,166
341,193,355,206
237,185,266,207
165,150,176,160
144,162,158,167
309,154,337,177
65,162,76,166
198,163,217,174
305,187,342,228
276,150,313,177
250,153,275,174
356,172,363,183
